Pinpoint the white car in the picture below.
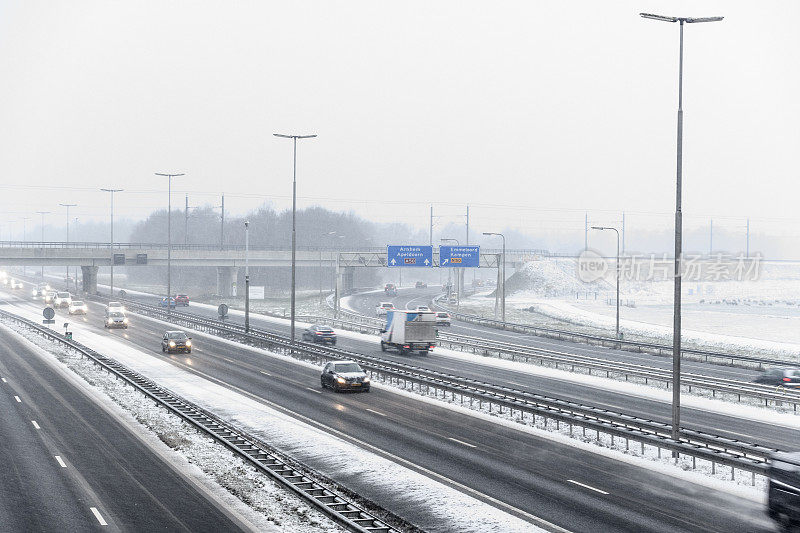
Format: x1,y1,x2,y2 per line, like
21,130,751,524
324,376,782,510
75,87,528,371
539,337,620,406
69,301,88,315
45,291,57,304
9,279,23,290
54,292,72,308
416,305,431,313
376,302,395,316
435,311,451,326
107,301,125,312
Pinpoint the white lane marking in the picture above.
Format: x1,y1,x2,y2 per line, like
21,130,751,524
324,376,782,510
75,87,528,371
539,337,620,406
567,479,609,495
223,357,235,363
365,408,387,417
259,370,271,376
54,455,67,468
1,377,6,383
448,437,477,448
90,507,108,526
14,395,21,402
31,421,40,429
305,387,322,394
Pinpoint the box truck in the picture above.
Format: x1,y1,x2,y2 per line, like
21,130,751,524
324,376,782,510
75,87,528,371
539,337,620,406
380,309,437,355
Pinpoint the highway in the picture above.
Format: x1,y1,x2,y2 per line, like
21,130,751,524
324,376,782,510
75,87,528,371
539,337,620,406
1,282,778,532
0,320,251,532
99,285,800,452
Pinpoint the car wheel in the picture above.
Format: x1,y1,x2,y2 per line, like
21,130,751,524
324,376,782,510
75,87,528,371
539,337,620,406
363,387,370,393
331,340,336,346
420,350,428,356
380,341,386,352
321,377,326,389
162,345,165,352
186,349,191,354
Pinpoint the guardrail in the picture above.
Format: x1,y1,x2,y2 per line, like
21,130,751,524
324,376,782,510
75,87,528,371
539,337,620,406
432,297,799,370
119,298,778,484
0,308,398,533
304,308,800,413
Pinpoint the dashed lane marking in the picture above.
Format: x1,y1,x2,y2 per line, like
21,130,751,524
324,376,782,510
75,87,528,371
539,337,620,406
305,387,322,394
31,421,40,429
14,396,21,403
54,456,67,468
365,408,387,417
567,479,609,495
90,507,108,526
448,437,477,448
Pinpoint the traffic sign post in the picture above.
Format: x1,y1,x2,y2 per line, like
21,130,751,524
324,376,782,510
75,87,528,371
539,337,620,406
439,245,480,268
387,246,433,268
43,307,55,326
218,304,229,321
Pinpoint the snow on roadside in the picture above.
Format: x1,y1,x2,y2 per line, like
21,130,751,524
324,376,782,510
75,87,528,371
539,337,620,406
0,301,544,533
0,320,338,533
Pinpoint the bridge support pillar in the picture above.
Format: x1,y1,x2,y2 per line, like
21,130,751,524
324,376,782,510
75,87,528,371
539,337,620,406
216,266,238,297
81,266,99,295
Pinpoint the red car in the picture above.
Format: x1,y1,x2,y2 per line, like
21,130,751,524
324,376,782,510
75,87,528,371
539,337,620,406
174,294,190,306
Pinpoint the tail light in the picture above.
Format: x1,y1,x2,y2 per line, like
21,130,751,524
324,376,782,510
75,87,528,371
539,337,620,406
404,345,410,349
783,377,792,382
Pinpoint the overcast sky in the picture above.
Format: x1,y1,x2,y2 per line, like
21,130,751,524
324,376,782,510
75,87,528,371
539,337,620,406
0,1,798,249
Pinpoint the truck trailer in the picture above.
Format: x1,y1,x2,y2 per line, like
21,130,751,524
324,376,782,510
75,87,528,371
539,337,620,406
380,309,436,355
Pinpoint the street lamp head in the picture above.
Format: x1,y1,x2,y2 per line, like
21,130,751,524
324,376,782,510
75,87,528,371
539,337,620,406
155,173,186,177
591,226,604,230
273,133,318,139
640,12,723,24
244,221,249,228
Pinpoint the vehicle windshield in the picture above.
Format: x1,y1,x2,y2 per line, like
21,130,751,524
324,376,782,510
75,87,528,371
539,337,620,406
108,312,125,318
108,302,122,307
382,303,393,308
167,332,188,339
316,327,333,333
437,312,448,317
72,301,84,306
58,292,70,297
334,363,362,374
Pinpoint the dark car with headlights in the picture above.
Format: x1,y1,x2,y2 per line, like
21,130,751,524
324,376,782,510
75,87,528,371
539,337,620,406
320,360,370,392
753,367,800,388
162,330,192,354
302,325,337,345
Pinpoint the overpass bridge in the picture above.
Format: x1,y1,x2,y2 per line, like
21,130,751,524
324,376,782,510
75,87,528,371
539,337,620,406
0,242,559,296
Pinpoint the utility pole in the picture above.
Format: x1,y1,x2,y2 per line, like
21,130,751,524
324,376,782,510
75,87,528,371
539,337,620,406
220,193,225,251
245,221,250,333
466,205,470,245
156,173,185,313
746,218,750,258
622,212,626,255
59,203,77,284
21,217,29,276
584,213,588,251
184,195,197,246
430,205,433,246
36,211,49,279
101,189,123,299
709,219,713,255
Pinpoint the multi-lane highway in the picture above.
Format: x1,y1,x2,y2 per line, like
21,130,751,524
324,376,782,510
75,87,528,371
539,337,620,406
0,319,252,532
0,280,779,532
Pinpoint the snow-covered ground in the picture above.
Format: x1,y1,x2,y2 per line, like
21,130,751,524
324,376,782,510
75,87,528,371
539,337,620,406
459,259,800,359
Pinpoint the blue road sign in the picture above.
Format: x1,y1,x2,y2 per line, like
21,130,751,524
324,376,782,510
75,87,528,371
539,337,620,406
387,245,433,267
439,245,480,268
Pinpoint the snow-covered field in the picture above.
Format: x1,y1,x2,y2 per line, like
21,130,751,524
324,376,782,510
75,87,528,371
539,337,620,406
459,259,800,359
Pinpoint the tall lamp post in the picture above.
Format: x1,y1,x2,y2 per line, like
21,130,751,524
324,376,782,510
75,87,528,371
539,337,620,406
273,133,317,346
244,221,250,333
591,226,621,341
21,217,30,276
155,173,185,312
101,189,123,298
640,12,723,443
483,232,505,324
36,211,50,279
59,203,76,285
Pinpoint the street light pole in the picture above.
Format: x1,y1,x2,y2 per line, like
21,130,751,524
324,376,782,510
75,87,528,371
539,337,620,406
440,238,460,306
36,211,50,279
21,217,29,276
483,232,506,324
59,203,76,284
101,189,123,299
155,173,185,312
640,12,723,443
592,226,621,341
245,221,250,333
274,133,317,347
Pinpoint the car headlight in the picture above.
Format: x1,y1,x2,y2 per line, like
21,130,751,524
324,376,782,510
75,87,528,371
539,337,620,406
123,318,129,324
363,377,370,383
169,341,176,347
107,319,113,324
185,340,191,347
32,290,37,295
336,377,346,384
